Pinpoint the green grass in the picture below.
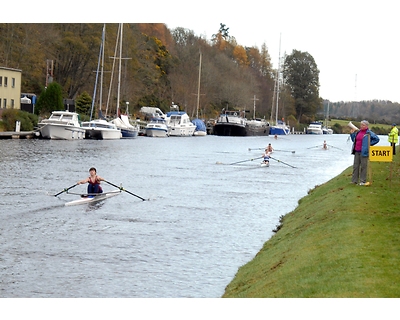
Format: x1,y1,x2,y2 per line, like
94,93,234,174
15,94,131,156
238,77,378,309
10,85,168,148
223,147,400,297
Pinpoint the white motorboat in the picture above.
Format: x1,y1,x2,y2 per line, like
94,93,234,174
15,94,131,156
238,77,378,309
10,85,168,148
145,117,169,137
81,119,122,140
38,111,85,140
65,190,121,206
165,104,196,137
307,122,323,134
322,127,334,134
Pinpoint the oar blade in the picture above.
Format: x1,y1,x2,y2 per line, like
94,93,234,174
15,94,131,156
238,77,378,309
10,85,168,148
104,180,146,201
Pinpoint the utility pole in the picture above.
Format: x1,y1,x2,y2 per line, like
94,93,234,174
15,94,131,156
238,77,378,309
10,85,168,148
251,95,259,119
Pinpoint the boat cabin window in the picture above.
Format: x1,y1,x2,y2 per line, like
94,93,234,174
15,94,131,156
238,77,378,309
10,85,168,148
50,114,62,121
62,115,73,121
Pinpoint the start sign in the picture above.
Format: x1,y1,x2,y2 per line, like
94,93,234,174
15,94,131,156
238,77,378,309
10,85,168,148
369,146,393,162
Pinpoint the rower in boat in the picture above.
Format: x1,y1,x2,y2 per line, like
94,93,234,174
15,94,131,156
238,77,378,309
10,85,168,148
266,143,274,153
77,167,104,197
262,149,271,167
323,140,328,150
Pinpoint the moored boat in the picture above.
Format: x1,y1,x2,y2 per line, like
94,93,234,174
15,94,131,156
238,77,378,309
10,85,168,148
145,117,169,137
81,119,121,140
307,122,323,134
38,111,85,140
111,114,139,138
165,104,196,137
269,120,290,136
192,118,207,136
213,110,246,136
322,126,333,134
245,118,270,136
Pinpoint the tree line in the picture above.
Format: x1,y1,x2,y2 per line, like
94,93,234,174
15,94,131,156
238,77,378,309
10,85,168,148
1,23,397,126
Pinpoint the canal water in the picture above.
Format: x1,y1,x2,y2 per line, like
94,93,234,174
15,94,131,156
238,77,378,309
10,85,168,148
0,134,387,298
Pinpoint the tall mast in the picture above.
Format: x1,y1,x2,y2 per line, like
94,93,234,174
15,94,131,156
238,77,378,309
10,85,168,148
196,51,202,119
251,95,259,119
99,24,105,114
275,34,281,125
90,24,105,121
116,23,123,116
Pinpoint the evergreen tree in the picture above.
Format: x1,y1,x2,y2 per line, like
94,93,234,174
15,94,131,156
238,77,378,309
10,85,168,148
75,91,92,117
35,82,64,116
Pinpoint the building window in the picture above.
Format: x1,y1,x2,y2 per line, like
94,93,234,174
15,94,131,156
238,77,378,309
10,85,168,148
4,77,8,87
0,76,2,86
12,78,15,88
11,99,15,109
3,99,7,108
0,99,2,106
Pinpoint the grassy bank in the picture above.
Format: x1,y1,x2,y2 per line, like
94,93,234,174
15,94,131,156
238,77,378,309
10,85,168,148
223,147,400,298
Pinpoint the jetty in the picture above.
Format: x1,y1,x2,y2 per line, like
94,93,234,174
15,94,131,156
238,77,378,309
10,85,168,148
0,131,40,139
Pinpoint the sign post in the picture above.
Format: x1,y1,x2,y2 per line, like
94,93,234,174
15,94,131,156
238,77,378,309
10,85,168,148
369,146,394,185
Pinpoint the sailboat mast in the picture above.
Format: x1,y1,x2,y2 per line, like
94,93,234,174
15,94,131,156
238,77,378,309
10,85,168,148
116,23,123,116
99,24,105,115
275,34,281,125
90,24,105,121
196,51,202,119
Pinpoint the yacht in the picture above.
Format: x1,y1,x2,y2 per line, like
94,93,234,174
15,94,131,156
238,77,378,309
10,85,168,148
38,111,85,140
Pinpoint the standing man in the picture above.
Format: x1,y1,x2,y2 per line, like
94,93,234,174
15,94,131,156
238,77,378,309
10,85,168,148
350,120,380,186
388,123,398,156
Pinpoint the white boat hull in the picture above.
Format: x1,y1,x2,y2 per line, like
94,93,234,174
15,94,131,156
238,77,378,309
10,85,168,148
193,130,207,136
165,108,196,136
146,127,169,137
82,119,122,140
40,124,85,140
168,125,196,136
39,111,86,140
65,190,121,206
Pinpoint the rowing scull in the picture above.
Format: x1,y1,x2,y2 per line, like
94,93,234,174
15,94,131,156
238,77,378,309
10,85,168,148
65,190,121,206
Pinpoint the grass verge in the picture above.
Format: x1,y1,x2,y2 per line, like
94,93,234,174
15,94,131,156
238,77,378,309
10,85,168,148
223,148,400,297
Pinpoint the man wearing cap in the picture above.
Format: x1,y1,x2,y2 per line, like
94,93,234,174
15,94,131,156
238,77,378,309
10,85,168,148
388,123,398,156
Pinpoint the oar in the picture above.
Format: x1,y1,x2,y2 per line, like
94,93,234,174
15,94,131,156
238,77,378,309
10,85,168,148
104,180,146,201
228,156,263,165
248,147,264,151
327,144,344,151
274,149,295,154
269,156,296,168
54,184,78,197
306,145,320,149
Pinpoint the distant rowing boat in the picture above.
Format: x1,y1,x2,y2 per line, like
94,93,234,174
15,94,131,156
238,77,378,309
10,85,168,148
65,190,121,206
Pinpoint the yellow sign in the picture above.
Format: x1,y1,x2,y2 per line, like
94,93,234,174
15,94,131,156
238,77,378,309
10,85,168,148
370,146,393,162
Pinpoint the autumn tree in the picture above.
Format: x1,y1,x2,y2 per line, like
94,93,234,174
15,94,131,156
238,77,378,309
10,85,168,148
283,50,321,122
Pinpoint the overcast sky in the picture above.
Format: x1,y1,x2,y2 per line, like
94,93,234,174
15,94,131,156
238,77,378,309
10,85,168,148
8,0,399,103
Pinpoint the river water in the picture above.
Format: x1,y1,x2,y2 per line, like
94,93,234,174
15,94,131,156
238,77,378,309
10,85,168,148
0,133,387,298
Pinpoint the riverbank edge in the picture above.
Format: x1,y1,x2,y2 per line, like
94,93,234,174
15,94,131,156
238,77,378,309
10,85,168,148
223,152,400,297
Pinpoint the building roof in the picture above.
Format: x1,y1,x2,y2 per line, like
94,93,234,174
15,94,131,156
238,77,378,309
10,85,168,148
0,66,22,73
